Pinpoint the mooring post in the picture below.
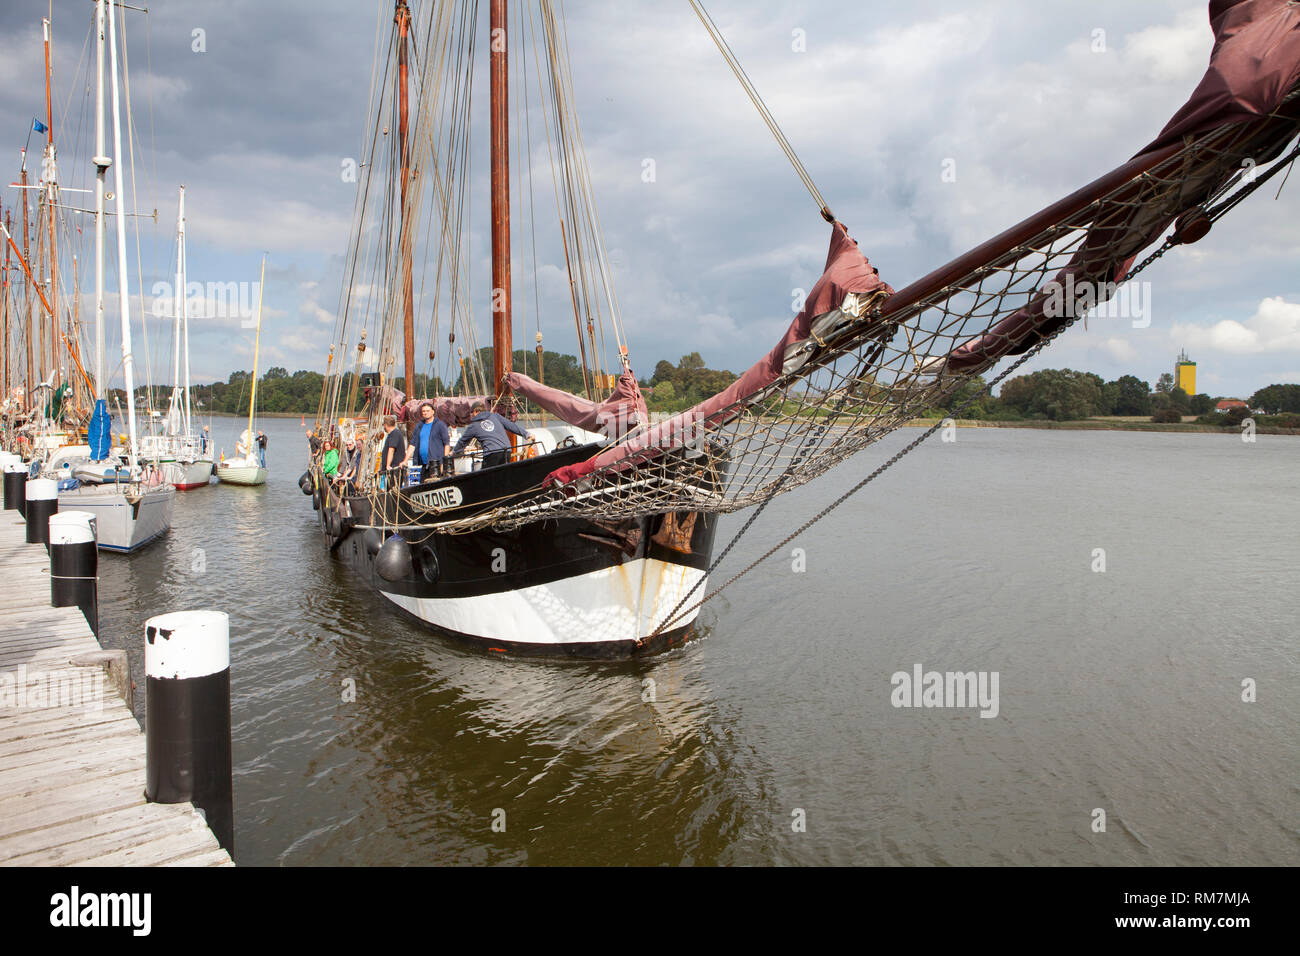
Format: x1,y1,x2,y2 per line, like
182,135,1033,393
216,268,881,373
143,609,234,856
24,476,56,546
5,461,28,514
49,511,98,635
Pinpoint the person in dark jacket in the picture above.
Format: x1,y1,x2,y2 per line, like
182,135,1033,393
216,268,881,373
452,401,530,469
408,401,451,481
379,415,406,487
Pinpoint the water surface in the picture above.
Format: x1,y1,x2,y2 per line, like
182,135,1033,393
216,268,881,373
95,419,1299,865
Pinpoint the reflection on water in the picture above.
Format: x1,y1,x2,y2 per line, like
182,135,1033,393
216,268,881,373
95,419,1300,865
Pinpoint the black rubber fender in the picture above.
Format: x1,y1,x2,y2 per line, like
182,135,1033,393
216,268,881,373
375,534,412,582
417,544,440,583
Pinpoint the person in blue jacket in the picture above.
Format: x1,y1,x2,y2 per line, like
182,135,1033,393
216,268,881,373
408,401,451,480
452,401,530,469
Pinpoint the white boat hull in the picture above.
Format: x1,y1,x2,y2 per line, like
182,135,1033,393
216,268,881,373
164,458,213,490
57,483,175,553
215,457,267,486
380,558,706,648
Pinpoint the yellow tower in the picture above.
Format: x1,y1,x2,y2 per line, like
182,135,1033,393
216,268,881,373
1174,348,1196,395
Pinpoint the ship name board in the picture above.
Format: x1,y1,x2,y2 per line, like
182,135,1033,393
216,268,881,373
412,486,464,511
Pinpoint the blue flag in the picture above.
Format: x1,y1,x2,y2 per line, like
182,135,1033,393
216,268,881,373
32,118,48,134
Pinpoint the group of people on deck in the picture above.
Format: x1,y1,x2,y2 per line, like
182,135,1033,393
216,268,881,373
318,399,530,491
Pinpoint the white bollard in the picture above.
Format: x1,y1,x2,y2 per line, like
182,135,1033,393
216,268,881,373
49,512,98,635
25,477,57,546
143,610,234,855
2,461,26,512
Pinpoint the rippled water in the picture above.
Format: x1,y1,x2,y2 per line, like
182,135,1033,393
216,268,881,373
94,418,1299,865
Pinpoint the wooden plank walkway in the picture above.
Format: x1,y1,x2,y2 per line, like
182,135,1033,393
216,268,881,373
0,513,233,866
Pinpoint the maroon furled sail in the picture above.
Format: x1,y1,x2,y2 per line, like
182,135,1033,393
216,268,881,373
506,369,647,440
396,395,497,427
940,0,1300,372
544,222,893,487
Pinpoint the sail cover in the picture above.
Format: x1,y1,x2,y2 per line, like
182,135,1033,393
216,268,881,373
87,399,111,461
396,395,498,427
543,222,893,486
506,369,648,441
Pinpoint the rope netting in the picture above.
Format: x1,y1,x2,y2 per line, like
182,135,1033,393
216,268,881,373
423,94,1299,534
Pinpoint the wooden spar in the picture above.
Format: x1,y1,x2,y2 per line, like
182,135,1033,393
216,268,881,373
2,207,8,398
879,144,1183,321
1,197,95,402
490,0,513,419
21,159,33,408
395,0,415,396
44,16,58,391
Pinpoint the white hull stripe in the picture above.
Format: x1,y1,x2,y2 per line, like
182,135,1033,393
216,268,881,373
381,558,706,646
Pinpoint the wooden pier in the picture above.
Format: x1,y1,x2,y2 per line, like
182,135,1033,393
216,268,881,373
0,514,232,866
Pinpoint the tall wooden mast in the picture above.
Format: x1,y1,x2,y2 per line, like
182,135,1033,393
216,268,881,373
1,206,8,399
396,0,415,394
490,0,512,412
20,155,33,406
43,16,59,391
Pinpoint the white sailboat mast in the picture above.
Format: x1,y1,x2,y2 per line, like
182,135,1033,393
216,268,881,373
172,187,182,402
92,0,107,399
180,186,191,438
107,0,137,467
248,254,266,446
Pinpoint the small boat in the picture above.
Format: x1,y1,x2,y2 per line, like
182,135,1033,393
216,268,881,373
216,255,268,488
215,449,266,487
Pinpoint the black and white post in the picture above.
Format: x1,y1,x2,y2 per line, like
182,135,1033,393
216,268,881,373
25,477,57,546
144,610,234,855
49,512,98,635
5,460,29,515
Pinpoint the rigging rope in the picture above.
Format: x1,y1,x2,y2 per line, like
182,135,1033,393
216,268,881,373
688,0,835,222
644,202,1224,639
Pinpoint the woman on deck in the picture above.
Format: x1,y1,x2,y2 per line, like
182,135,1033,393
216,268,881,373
321,440,339,479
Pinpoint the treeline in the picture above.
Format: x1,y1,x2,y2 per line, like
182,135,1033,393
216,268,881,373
643,352,739,412
933,369,1299,424
122,348,740,415
127,356,1300,425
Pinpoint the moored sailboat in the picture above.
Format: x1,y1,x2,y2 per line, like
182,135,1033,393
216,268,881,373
308,0,1300,657
154,186,213,490
62,0,174,552
215,255,268,487
308,0,716,657
3,0,173,552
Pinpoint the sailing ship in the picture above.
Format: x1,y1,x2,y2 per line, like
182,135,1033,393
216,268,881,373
60,0,174,552
215,255,268,487
308,0,1300,657
3,0,174,553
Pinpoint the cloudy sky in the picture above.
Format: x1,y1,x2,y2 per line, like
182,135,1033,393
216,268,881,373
2,0,1297,399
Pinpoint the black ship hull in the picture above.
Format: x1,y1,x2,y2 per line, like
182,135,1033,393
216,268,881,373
312,442,718,659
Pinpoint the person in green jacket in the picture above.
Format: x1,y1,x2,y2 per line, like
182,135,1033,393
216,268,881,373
321,439,340,477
